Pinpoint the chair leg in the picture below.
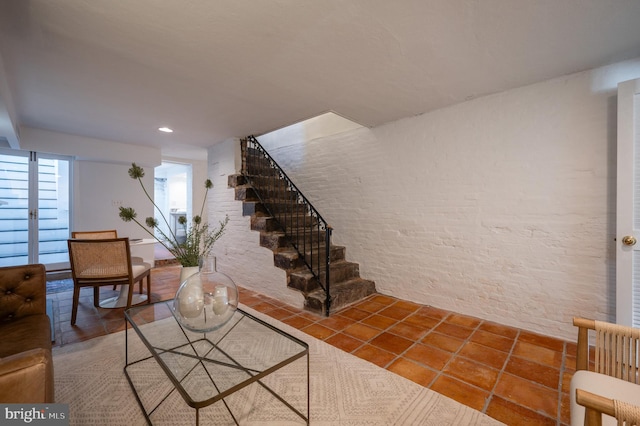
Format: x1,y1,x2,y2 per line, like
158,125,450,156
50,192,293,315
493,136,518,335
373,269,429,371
126,282,134,308
93,286,100,307
146,275,151,304
71,285,80,325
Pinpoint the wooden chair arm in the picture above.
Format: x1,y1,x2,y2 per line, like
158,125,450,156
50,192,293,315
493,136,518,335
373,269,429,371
573,317,596,371
576,388,614,426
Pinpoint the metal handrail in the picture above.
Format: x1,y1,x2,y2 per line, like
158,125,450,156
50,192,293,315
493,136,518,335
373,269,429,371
242,136,333,315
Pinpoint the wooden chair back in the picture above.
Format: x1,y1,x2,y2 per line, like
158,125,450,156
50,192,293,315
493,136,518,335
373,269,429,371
572,317,640,425
68,238,132,282
574,317,640,383
71,229,118,239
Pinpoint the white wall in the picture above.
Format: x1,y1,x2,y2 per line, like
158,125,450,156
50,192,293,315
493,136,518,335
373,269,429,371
20,126,161,166
258,112,364,152
212,58,640,341
75,158,209,239
74,161,155,238
16,127,212,241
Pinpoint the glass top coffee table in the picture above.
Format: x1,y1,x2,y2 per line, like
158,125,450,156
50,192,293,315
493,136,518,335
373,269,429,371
124,301,309,425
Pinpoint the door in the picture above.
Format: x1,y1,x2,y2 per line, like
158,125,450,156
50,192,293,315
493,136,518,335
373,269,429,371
154,162,191,243
616,78,640,327
0,150,71,269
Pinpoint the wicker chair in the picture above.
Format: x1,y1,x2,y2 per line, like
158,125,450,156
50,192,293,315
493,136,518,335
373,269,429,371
570,317,640,425
71,230,145,265
71,229,148,290
67,238,151,325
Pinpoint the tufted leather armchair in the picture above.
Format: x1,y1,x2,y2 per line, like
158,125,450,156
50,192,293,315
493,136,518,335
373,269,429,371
0,263,54,403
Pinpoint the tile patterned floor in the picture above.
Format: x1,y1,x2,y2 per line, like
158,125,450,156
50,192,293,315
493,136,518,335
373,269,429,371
48,264,575,426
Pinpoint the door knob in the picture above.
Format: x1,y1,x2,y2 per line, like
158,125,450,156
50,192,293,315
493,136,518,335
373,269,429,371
622,235,637,246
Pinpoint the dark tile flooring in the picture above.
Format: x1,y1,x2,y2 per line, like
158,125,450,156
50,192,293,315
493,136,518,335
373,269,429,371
47,264,575,425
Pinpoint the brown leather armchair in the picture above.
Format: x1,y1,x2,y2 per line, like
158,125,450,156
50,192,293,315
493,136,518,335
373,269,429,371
0,264,54,403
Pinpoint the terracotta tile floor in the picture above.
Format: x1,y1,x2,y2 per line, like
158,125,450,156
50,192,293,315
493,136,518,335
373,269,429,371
48,265,575,426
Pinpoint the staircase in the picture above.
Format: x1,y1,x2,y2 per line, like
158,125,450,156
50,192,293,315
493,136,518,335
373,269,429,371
228,136,376,315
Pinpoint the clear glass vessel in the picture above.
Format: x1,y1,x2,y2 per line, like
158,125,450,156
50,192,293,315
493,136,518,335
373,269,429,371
172,257,238,332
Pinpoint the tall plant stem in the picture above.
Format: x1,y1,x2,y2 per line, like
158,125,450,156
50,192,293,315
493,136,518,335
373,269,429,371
127,216,178,257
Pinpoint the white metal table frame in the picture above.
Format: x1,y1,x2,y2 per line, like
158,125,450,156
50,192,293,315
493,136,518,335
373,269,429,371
99,289,147,309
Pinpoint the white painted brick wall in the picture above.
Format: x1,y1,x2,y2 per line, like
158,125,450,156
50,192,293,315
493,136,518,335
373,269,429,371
208,61,639,341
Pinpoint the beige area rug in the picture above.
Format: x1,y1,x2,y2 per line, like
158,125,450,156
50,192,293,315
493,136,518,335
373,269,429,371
53,305,504,425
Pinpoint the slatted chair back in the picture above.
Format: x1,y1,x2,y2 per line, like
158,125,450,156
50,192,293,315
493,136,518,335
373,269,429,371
593,320,640,384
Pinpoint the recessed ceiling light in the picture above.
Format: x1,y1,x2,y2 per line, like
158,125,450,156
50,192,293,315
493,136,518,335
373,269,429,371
158,127,173,133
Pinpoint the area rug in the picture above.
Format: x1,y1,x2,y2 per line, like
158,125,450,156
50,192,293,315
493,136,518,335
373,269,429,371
53,305,504,425
46,278,74,294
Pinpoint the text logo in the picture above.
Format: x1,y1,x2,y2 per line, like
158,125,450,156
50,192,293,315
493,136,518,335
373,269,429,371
1,404,69,425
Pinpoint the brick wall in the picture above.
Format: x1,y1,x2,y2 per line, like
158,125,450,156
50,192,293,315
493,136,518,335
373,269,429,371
209,61,639,340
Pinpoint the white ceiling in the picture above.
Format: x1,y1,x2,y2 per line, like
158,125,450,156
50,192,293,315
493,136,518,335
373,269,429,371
1,0,640,157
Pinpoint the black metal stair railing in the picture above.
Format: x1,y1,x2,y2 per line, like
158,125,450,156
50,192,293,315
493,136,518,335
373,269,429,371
242,135,333,315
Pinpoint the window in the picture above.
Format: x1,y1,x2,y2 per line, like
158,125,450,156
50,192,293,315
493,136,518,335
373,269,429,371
0,150,71,268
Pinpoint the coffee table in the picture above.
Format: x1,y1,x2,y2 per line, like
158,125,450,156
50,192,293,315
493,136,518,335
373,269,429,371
124,301,309,425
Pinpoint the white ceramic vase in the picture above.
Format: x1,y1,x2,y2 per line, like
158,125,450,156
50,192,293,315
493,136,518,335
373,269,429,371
177,265,203,318
180,265,200,283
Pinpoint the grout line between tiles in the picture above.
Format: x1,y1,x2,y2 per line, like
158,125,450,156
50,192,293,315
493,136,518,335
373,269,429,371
482,327,520,414
556,341,568,426
395,314,451,386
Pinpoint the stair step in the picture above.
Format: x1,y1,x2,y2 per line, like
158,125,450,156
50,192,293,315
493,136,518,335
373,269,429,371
251,215,281,232
259,230,327,251
288,260,361,293
243,178,287,193
240,195,311,217
251,215,326,236
272,213,319,227
274,245,345,270
259,231,288,251
262,202,309,215
273,248,303,270
228,174,247,188
304,278,377,315
242,201,268,216
241,174,293,196
234,185,259,202
288,231,330,246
